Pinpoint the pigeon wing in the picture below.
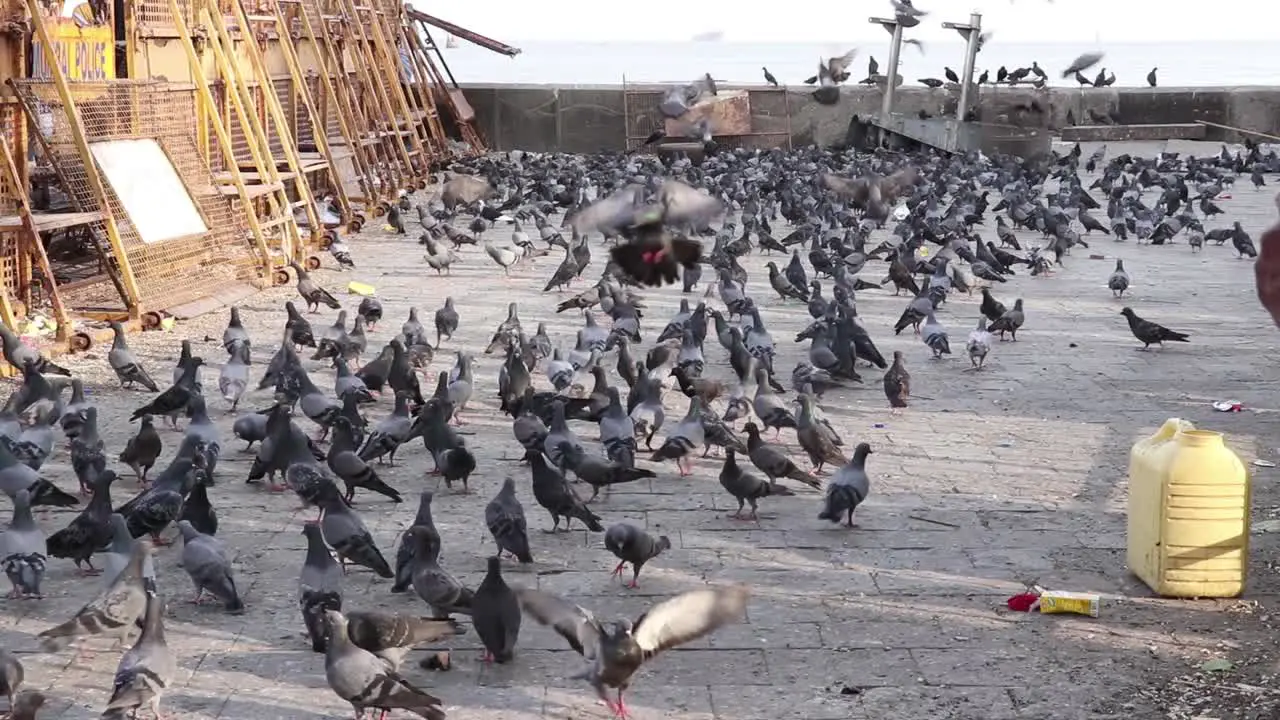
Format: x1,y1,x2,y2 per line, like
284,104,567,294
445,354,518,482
515,588,599,658
631,586,749,658
657,181,724,227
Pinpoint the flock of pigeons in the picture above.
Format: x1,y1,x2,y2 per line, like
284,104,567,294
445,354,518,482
0,121,1270,718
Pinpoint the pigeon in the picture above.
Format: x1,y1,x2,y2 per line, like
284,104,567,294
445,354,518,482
344,611,463,671
517,585,749,716
572,181,722,287
406,525,473,619
604,523,670,588
99,589,175,720
526,450,605,532
921,311,951,359
357,296,382,330
69,406,107,495
107,322,159,392
47,469,117,574
649,396,705,476
485,477,533,564
219,340,251,412
177,520,244,612
743,422,820,489
819,442,873,527
391,491,437,593
1108,259,1130,298
434,297,459,345
988,299,1025,341
0,323,69,375
177,477,216,536
129,357,203,427
102,513,156,587
316,483,393,577
323,610,446,720
329,417,402,504
39,539,151,652
1,489,46,598
1061,51,1104,78
966,318,992,370
299,522,343,653
718,448,794,520
1120,307,1190,349
222,306,252,355
471,556,522,663
291,260,342,312
558,442,655,501
0,436,76,507
9,691,43,720
57,378,90,438
0,648,21,711
119,415,162,485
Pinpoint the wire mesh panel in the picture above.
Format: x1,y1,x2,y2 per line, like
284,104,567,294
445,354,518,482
296,74,317,148
269,76,292,157
623,85,794,152
13,80,261,312
134,0,193,31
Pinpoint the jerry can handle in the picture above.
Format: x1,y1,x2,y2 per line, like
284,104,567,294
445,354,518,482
1154,418,1193,442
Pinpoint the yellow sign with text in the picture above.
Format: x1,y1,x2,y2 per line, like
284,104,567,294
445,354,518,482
30,21,114,82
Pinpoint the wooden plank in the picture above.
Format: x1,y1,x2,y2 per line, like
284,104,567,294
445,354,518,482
0,211,105,232
1059,123,1206,142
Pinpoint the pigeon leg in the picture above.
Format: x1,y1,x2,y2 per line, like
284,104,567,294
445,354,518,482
616,690,631,719
627,569,640,589
610,561,626,578
151,533,173,547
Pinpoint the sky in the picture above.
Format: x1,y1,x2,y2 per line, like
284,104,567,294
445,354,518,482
419,0,1274,44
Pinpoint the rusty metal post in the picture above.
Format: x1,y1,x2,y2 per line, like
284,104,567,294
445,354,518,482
870,17,905,117
944,12,983,122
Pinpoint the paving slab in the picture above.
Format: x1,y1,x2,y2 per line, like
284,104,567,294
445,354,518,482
3,143,1280,719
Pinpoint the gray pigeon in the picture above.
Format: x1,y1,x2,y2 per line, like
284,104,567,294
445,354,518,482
517,585,749,715
69,406,107,494
819,442,873,527
0,435,77,507
921,311,951,359
470,556,522,663
39,539,151,651
177,520,244,612
1,489,45,598
718,448,795,520
392,491,437,593
103,513,157,587
99,590,175,720
434,297,458,345
407,525,473,619
219,340,251,412
485,477,533,564
10,690,44,720
316,483,393,577
0,647,21,709
649,396,706,476
604,523,670,588
1108,258,1130,298
299,522,343,653
108,322,159,392
323,610,446,720
344,610,464,671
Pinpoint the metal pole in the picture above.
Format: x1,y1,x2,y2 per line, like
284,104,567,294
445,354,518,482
881,23,904,116
956,12,982,120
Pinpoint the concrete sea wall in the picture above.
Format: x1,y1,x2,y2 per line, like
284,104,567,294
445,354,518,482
460,83,1280,153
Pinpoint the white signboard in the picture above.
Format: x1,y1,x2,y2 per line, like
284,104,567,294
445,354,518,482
89,138,209,245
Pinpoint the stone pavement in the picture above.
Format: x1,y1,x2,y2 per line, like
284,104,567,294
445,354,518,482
3,140,1280,719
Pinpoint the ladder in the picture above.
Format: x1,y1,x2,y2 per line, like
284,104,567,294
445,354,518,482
333,0,416,194
227,0,333,254
413,19,486,155
170,0,299,270
291,0,383,213
391,16,448,161
0,124,70,339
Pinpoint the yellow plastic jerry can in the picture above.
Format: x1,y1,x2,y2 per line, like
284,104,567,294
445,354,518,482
1127,419,1250,597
